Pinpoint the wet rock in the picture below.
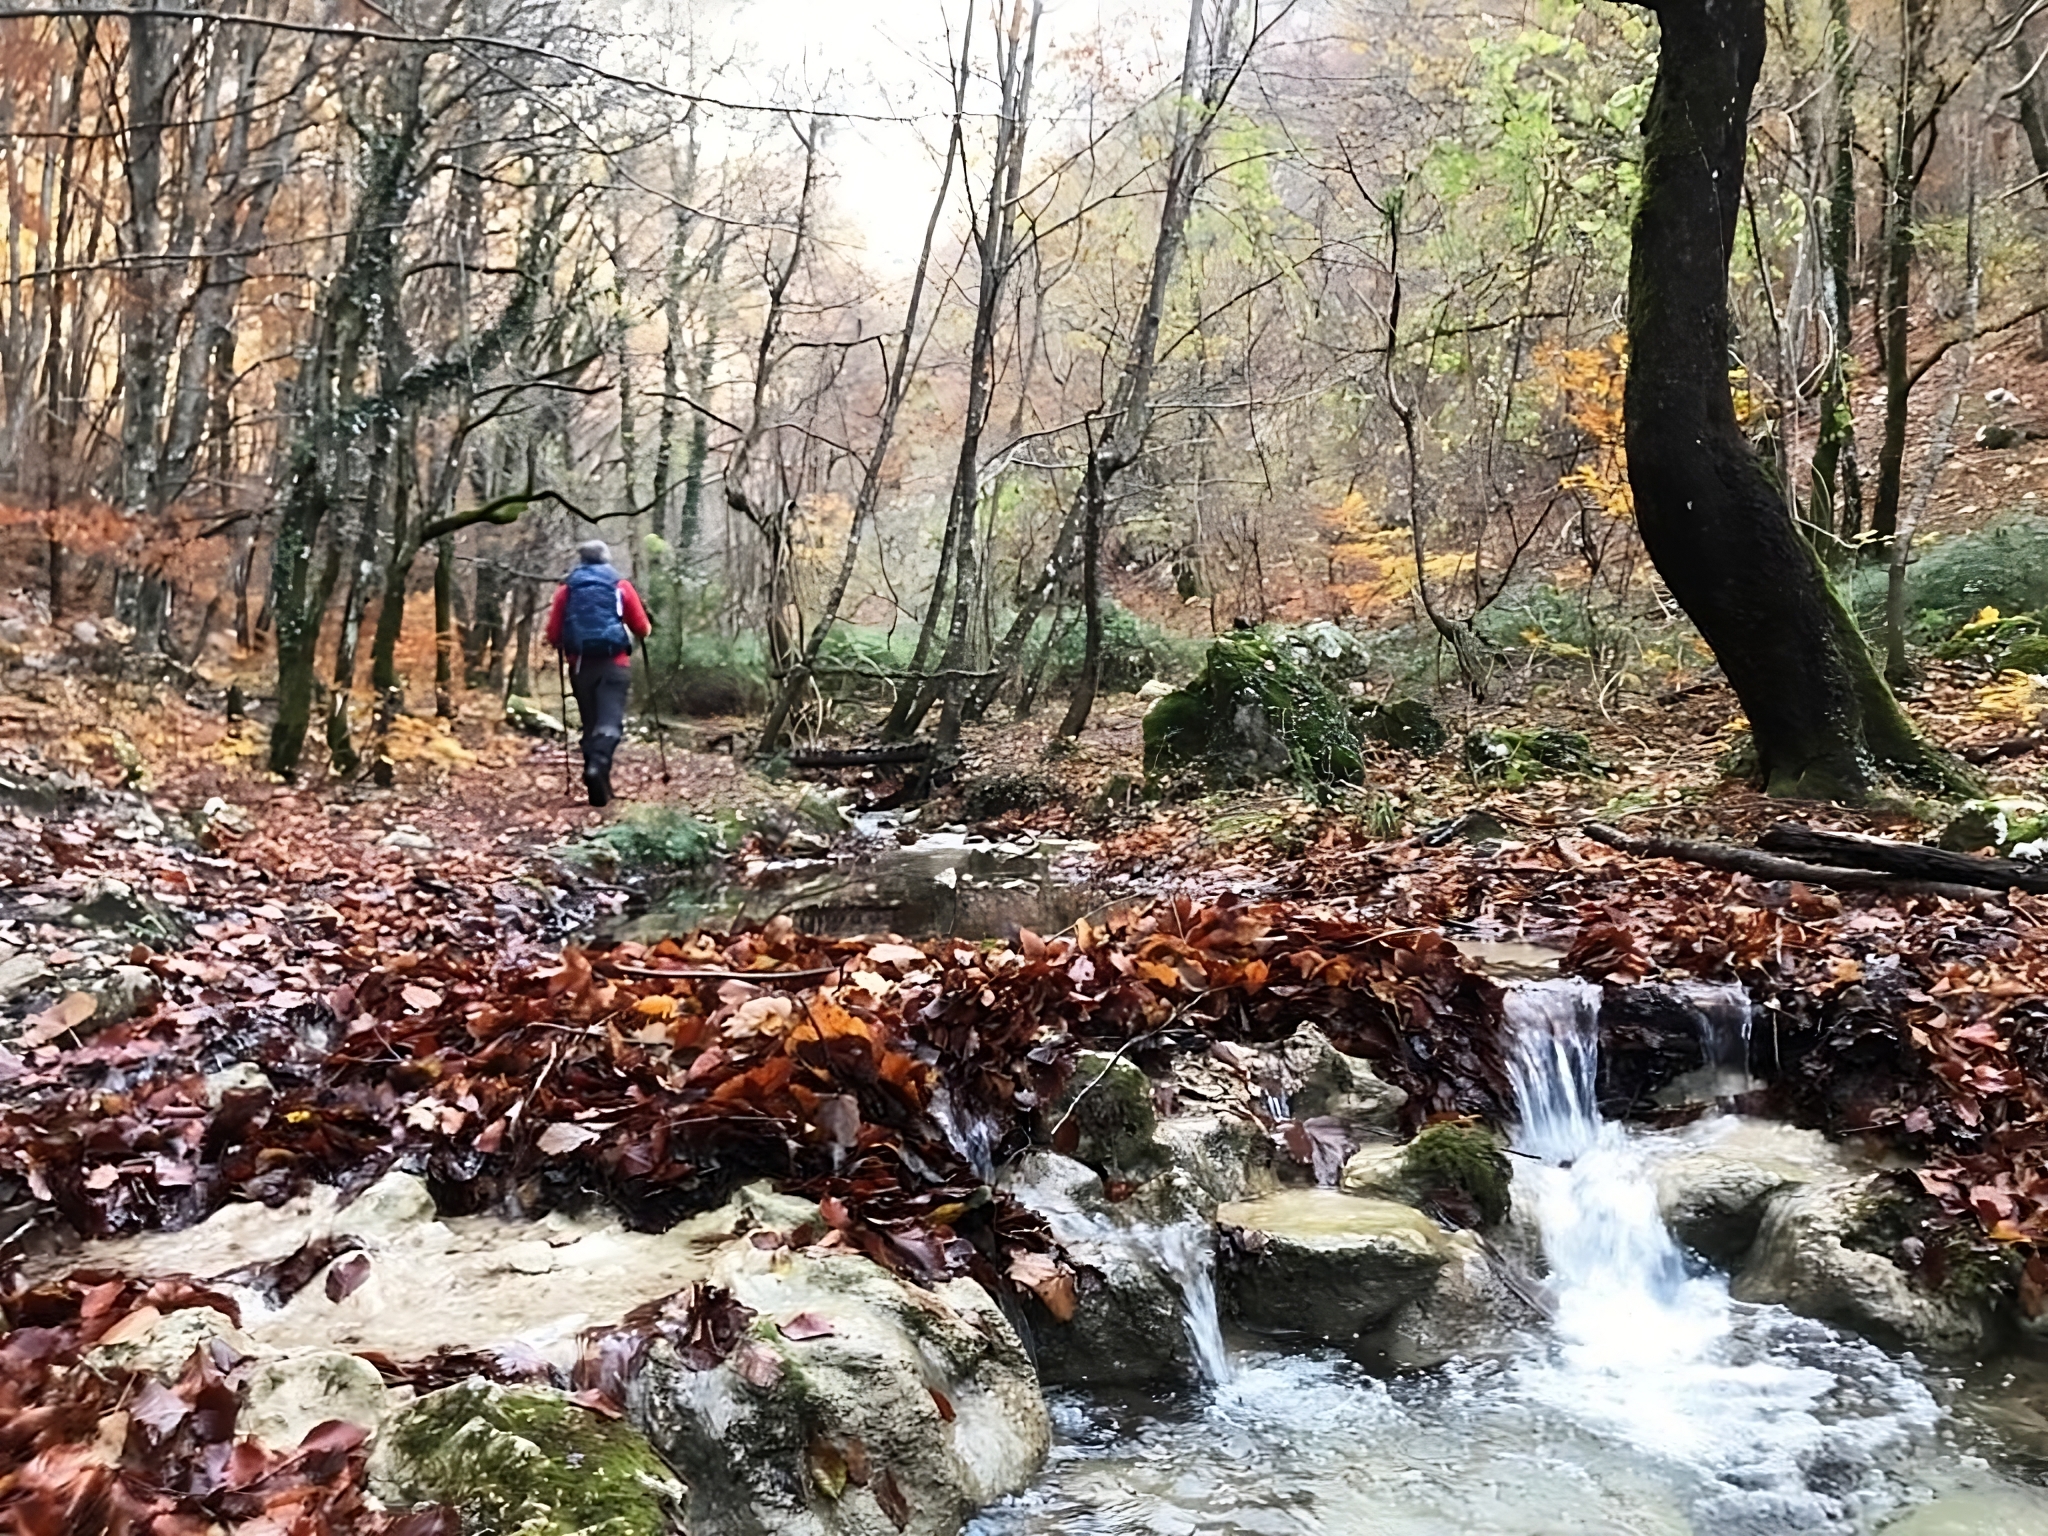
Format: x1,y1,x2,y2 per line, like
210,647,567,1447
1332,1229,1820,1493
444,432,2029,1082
1049,1051,1157,1176
1001,1151,1209,1386
1150,1114,1275,1208
340,1167,441,1242
1377,1230,1536,1368
63,877,188,941
81,963,162,1028
628,1244,1048,1536
1733,1175,1996,1353
0,951,53,1004
1260,1024,1405,1133
83,1303,253,1380
1218,1190,1453,1342
203,1061,274,1107
241,1350,393,1447
1653,1118,1847,1268
370,1378,685,1536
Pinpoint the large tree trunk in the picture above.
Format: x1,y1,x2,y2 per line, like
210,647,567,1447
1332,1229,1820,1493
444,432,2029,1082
1623,0,1964,801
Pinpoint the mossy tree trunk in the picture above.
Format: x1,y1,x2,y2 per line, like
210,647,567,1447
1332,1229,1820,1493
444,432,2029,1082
1623,0,1968,801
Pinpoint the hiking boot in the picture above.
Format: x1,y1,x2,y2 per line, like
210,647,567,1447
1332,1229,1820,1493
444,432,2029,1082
583,763,612,809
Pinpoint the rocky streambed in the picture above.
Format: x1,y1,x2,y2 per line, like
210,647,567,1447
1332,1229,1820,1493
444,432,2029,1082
20,988,2048,1536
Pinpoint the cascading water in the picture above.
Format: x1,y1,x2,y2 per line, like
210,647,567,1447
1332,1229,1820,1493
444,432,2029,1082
1504,978,1939,1530
970,982,1998,1536
1129,1217,1231,1387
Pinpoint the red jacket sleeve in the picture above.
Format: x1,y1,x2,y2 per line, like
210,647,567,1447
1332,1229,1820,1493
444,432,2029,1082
544,584,568,649
618,581,652,638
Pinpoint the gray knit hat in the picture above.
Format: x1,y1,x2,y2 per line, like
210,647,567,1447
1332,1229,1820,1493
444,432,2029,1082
576,540,610,566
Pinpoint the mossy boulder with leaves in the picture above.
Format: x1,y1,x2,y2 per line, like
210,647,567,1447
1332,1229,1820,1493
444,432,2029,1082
369,1380,685,1536
1463,726,1602,785
1356,697,1446,755
1142,632,1365,791
1938,798,2048,856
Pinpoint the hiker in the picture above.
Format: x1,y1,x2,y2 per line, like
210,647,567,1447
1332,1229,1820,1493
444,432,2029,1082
545,540,651,807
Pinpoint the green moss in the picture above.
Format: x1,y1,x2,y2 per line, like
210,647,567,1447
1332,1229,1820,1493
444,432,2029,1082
2002,634,2048,675
1142,632,1365,792
1049,1051,1159,1175
376,1381,685,1536
570,805,728,875
1399,1122,1512,1228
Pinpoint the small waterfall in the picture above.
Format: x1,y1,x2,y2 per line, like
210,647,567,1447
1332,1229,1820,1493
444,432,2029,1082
1677,979,1757,1103
1505,980,1714,1379
930,1084,1000,1180
1130,1217,1232,1387
1502,979,1938,1524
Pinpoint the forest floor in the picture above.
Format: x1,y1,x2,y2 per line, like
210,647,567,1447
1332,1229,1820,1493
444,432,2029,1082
4,604,2048,1527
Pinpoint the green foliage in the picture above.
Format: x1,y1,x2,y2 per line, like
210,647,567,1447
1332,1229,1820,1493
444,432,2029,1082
1143,631,1365,793
1400,1121,1512,1228
1462,725,1603,784
1840,515,2048,638
1046,601,1201,694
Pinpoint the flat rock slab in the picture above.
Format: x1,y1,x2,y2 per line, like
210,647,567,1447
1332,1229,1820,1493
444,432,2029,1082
1218,1190,1452,1341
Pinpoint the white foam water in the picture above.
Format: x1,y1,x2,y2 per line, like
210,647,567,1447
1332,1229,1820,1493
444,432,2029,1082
1504,979,1940,1531
1127,1216,1231,1387
970,979,1991,1536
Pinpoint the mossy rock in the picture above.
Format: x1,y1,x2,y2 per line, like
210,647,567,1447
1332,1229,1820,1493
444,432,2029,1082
1049,1050,1159,1175
1462,726,1601,785
571,805,728,875
1142,632,1364,791
369,1380,686,1536
1356,698,1446,755
1399,1122,1512,1229
1934,611,2043,665
2002,634,2048,675
960,771,1064,822
1938,798,2048,855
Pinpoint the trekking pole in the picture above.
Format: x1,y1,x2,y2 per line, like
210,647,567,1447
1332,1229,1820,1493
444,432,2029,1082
639,634,672,785
558,648,575,799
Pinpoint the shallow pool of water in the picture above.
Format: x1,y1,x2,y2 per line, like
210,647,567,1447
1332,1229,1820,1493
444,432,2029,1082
969,1325,2043,1536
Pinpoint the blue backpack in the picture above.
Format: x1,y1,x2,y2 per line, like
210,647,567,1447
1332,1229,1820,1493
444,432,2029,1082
560,563,631,657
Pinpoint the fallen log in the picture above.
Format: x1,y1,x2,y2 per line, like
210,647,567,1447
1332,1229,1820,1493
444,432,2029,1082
786,742,934,770
1579,823,1993,904
1758,821,2048,896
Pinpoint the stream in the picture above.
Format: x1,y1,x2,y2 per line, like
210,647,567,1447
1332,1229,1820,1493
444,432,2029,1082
967,978,2048,1536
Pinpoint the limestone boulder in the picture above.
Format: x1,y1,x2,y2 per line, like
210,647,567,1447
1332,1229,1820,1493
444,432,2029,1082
83,1303,252,1380
1377,1230,1538,1368
1001,1150,1212,1386
1217,1190,1452,1342
1258,1024,1405,1133
1733,1175,1996,1353
1878,1485,2048,1536
240,1350,394,1448
1653,1117,1848,1268
1149,1113,1274,1209
627,1244,1048,1536
370,1379,685,1536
